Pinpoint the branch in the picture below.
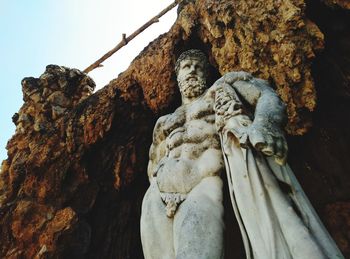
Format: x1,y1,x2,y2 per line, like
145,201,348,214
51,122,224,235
83,0,181,74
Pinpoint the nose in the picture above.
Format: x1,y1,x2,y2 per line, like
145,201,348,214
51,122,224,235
189,64,196,74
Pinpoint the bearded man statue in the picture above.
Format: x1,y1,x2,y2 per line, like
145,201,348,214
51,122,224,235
140,49,343,259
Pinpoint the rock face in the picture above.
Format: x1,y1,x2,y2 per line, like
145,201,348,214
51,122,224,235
0,0,349,258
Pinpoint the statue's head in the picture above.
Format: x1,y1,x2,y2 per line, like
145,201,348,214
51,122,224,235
175,49,209,102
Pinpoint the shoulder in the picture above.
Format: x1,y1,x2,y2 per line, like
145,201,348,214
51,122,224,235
153,113,170,132
155,114,170,127
152,113,172,145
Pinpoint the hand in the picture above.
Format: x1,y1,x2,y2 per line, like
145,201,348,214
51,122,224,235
246,121,288,165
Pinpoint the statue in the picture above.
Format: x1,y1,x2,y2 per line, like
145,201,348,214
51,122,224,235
140,49,343,259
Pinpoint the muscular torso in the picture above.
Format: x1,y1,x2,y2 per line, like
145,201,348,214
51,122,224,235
151,90,224,194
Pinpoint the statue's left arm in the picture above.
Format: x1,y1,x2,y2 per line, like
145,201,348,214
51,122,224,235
212,71,288,165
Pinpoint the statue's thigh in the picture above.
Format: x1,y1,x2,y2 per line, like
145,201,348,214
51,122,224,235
141,180,175,259
173,176,224,259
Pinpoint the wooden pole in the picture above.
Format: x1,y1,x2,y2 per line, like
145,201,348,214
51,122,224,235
83,0,181,73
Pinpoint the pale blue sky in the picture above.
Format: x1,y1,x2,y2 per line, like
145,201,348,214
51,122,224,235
0,0,176,161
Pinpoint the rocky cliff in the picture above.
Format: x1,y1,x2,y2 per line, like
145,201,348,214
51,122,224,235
1,0,349,258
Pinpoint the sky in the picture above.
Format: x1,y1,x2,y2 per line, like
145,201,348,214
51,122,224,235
0,0,177,161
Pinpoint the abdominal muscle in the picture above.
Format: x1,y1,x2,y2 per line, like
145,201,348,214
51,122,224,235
156,146,224,194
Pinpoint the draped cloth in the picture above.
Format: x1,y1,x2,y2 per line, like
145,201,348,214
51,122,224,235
216,86,344,259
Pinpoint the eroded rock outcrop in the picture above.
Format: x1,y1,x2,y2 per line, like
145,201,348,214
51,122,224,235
1,0,349,258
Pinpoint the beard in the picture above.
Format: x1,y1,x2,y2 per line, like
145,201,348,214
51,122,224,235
178,77,207,99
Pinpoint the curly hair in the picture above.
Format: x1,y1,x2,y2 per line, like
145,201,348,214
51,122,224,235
175,49,209,76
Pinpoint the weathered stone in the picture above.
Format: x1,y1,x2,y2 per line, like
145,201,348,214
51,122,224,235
47,91,70,107
322,0,350,9
0,0,349,258
28,92,41,103
21,77,41,101
51,105,66,120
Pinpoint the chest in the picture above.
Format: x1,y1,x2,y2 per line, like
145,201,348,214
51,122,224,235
185,98,214,121
163,98,214,133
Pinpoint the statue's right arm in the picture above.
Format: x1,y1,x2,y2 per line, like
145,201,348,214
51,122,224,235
147,115,168,181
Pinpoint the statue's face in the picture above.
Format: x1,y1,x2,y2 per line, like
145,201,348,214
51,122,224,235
177,57,207,99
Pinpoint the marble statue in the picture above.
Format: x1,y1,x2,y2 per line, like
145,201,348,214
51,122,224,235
140,49,343,259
